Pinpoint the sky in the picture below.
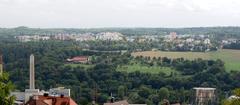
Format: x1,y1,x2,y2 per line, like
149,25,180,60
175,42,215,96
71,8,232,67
0,0,240,28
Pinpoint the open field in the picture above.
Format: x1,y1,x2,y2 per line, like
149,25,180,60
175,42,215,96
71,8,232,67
132,49,240,72
132,51,210,60
209,49,240,71
117,63,177,75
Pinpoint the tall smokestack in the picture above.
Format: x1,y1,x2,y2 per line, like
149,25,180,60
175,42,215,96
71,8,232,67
0,54,3,76
30,54,35,89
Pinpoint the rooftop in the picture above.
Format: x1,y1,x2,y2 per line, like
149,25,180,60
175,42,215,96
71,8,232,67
193,87,216,90
26,95,77,105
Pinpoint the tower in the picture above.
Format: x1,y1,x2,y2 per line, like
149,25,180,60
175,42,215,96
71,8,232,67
0,54,3,76
29,54,35,89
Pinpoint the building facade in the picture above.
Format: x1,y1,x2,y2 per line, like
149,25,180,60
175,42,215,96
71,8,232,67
194,87,216,105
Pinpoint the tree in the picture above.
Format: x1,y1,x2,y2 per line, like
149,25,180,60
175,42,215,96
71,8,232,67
222,88,240,105
0,73,15,105
233,88,240,96
158,87,170,101
138,86,152,98
149,94,160,105
118,85,126,99
128,92,145,104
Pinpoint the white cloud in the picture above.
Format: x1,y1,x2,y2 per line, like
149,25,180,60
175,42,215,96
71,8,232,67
0,0,240,28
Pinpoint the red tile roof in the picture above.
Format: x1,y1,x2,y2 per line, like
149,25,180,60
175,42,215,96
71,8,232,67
67,56,88,62
104,100,129,105
25,95,78,105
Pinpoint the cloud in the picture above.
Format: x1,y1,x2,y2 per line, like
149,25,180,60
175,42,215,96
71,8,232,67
0,0,240,28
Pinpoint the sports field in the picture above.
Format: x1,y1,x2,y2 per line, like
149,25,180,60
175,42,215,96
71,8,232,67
131,49,240,72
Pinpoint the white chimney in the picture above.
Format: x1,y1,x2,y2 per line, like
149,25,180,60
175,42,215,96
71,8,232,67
0,54,3,76
30,54,35,89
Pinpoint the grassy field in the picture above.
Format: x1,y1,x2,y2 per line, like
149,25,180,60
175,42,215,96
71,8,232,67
132,51,210,60
117,63,177,75
132,49,240,72
209,49,240,71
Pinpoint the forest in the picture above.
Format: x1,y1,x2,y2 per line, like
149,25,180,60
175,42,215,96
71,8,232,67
0,40,240,105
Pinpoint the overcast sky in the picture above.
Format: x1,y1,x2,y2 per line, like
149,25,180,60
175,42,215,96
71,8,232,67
0,0,240,28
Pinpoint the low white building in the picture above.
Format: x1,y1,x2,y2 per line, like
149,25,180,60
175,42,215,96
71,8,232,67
222,40,229,44
49,87,71,97
96,32,124,41
228,95,240,100
194,40,201,44
126,37,134,42
75,35,95,41
16,35,50,42
11,89,43,104
40,36,50,40
204,38,211,44
15,35,32,42
186,38,194,43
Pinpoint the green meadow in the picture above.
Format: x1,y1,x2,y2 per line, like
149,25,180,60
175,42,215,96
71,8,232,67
132,49,240,72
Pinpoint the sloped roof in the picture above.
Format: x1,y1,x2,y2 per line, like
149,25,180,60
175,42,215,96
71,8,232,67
104,100,129,105
67,56,88,62
26,95,78,105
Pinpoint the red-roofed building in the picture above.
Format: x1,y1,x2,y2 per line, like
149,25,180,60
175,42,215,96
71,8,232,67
104,100,129,105
104,100,147,105
25,95,77,105
67,56,89,63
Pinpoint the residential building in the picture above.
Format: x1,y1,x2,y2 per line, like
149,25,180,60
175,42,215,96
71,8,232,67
193,87,216,105
96,32,124,41
194,40,201,44
75,35,95,41
104,100,129,105
16,35,50,42
186,38,194,43
49,87,70,97
169,32,177,40
204,38,211,44
25,94,77,105
228,95,240,100
53,34,70,40
67,56,90,63
104,100,146,105
16,35,32,42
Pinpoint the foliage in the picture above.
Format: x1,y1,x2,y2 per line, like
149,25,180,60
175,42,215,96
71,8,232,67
0,73,15,105
2,27,240,37
158,87,170,101
233,89,240,97
0,40,240,104
222,88,240,105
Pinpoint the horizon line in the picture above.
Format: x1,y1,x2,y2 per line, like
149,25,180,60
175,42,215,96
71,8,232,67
1,25,240,29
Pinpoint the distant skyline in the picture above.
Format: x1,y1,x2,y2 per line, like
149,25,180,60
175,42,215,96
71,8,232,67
1,0,240,28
